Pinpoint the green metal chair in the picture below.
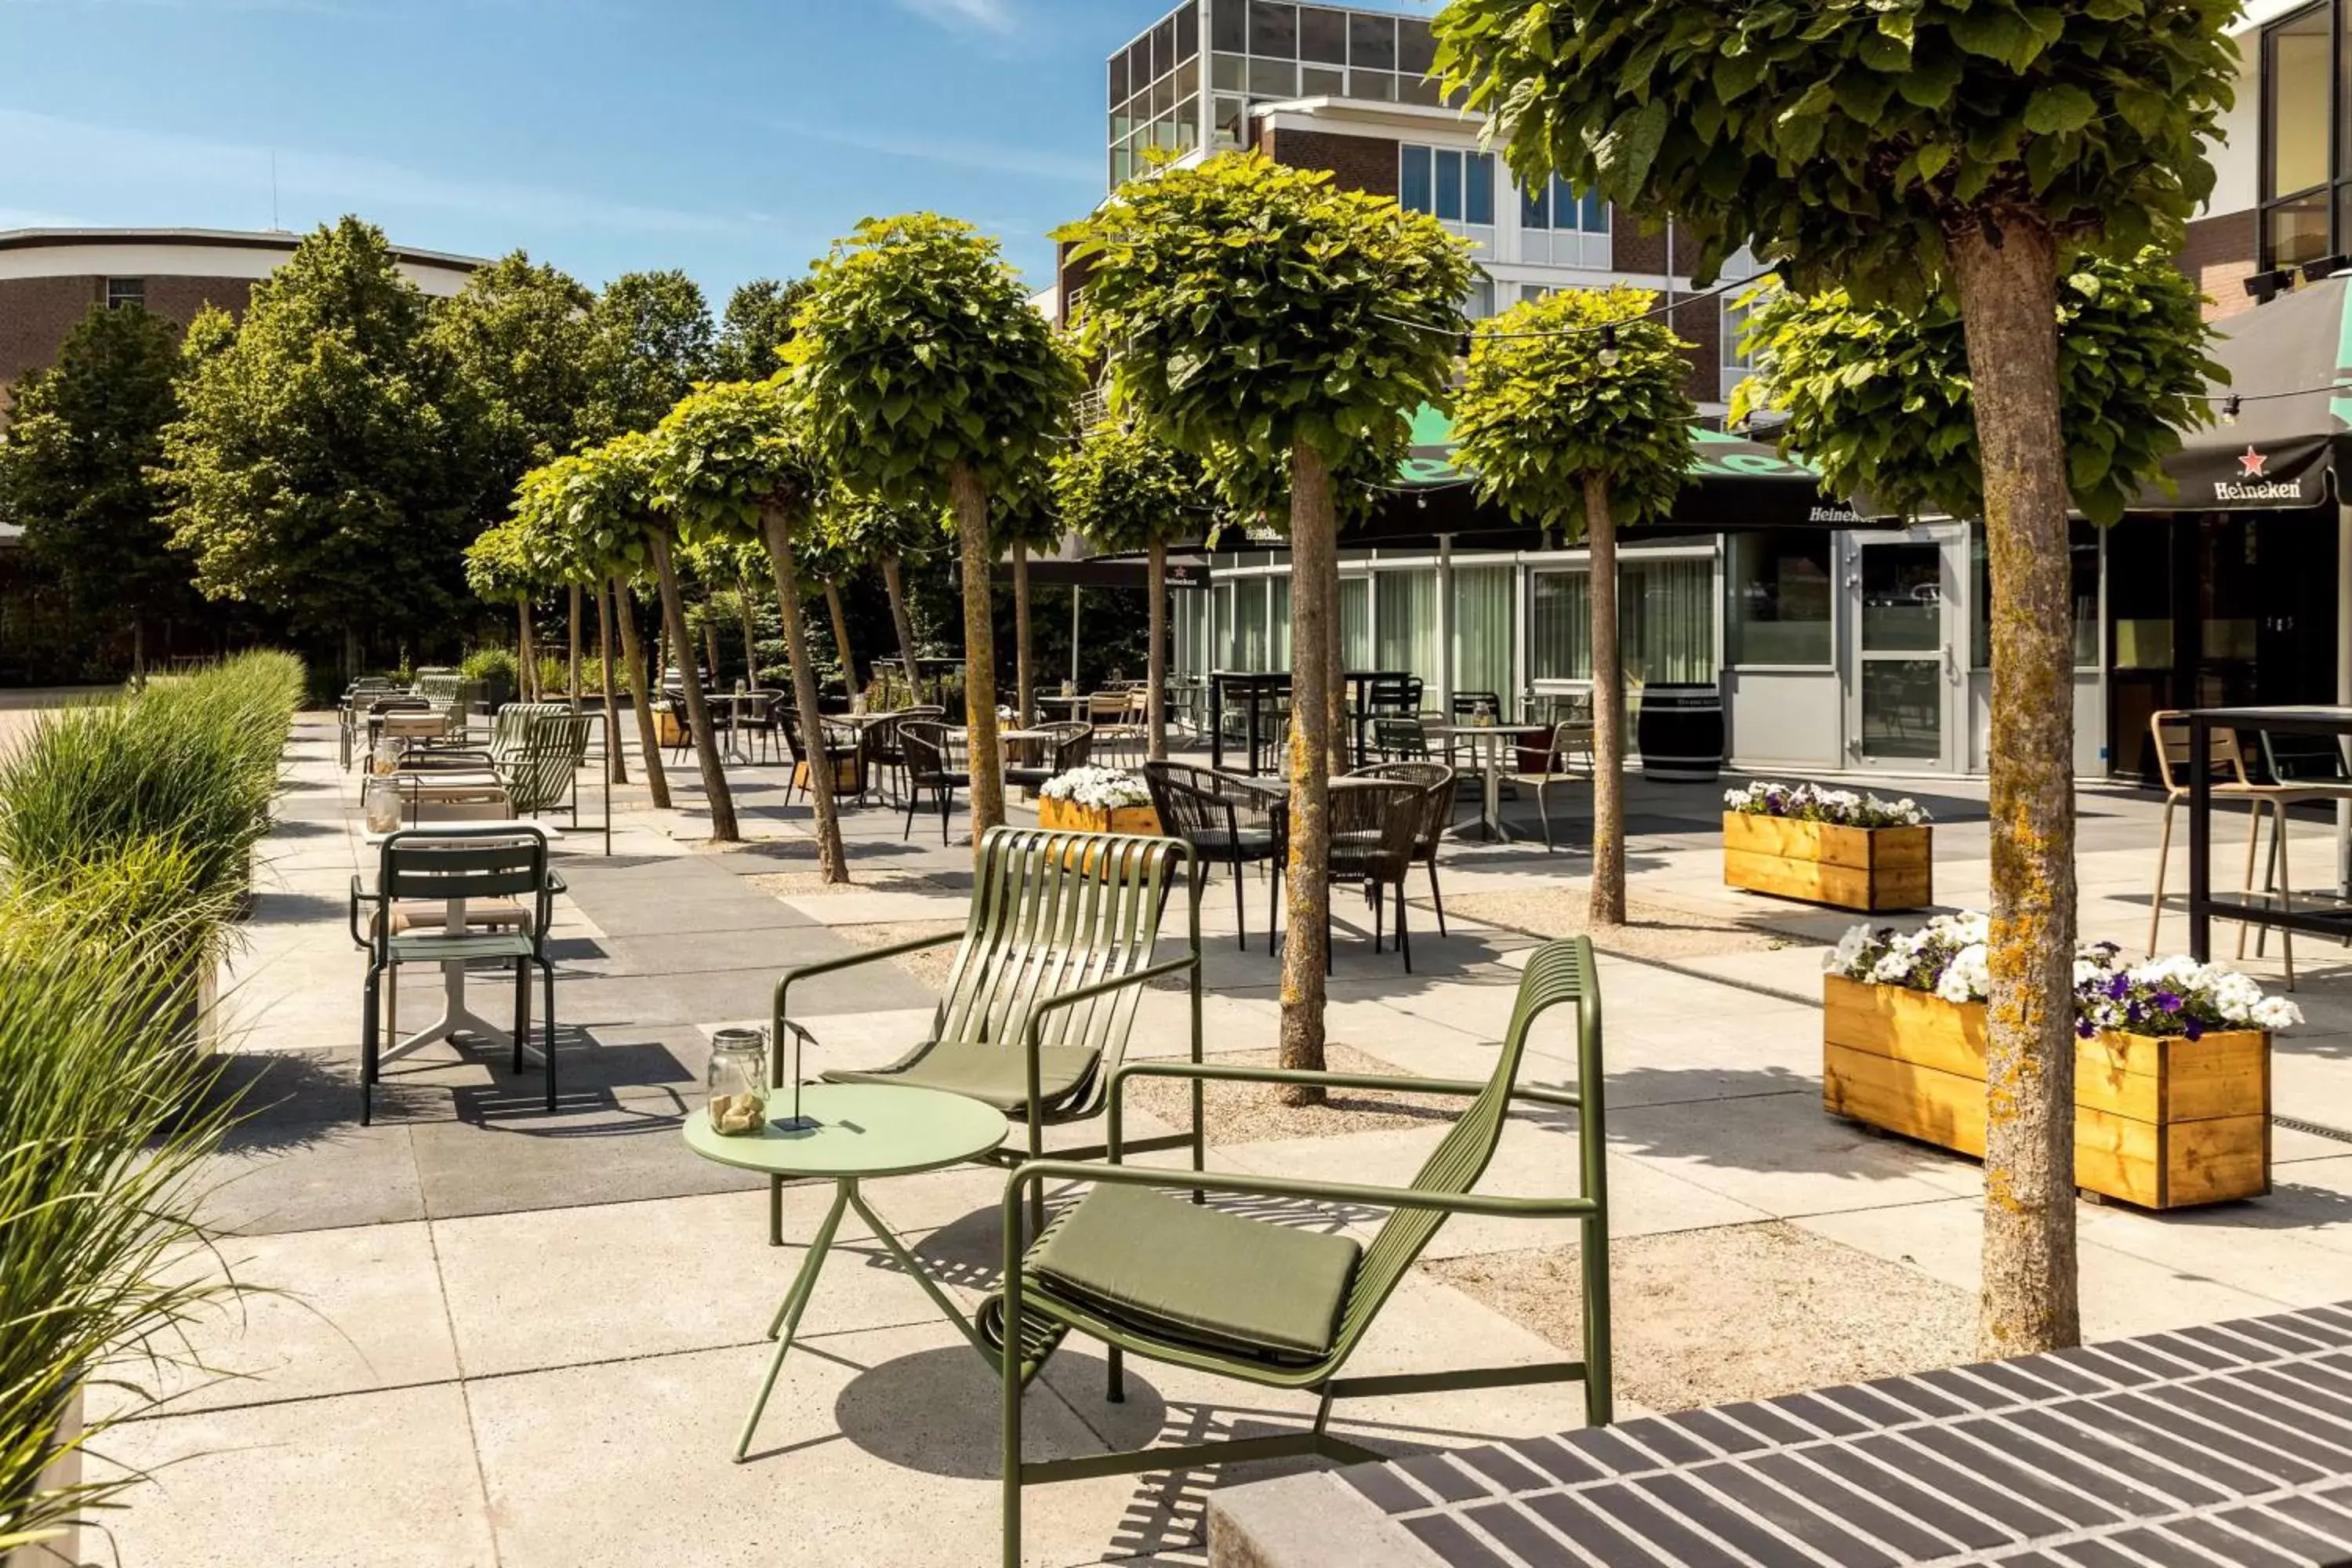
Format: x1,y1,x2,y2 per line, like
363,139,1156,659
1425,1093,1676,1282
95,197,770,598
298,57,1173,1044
987,935,1610,1568
771,826,1203,1242
349,825,560,1124
499,711,591,822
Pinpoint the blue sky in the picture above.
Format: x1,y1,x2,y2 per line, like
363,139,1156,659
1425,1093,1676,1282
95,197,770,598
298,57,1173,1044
0,0,1435,303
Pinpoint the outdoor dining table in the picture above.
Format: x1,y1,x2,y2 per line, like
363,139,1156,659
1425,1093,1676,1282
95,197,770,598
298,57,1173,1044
682,1082,1006,1461
394,767,510,825
2187,705,2352,959
1431,724,1521,842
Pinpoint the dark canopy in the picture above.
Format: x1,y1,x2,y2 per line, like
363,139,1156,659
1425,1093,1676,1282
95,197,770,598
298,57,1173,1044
2132,272,2352,514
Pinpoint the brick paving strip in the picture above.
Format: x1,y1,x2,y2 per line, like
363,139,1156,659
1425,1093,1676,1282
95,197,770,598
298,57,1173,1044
1208,1303,2352,1567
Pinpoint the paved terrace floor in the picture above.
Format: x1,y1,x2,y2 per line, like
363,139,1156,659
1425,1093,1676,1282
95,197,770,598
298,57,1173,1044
85,717,2352,1566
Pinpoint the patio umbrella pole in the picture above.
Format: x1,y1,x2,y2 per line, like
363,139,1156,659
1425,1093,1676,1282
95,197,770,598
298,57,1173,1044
1069,586,1080,695
2339,501,2351,896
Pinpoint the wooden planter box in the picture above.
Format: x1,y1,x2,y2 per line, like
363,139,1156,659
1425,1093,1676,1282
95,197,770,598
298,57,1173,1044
1037,796,1161,837
1822,974,2270,1209
1723,811,1931,912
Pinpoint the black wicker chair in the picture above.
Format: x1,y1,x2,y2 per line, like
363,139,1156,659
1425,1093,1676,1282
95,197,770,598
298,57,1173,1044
1006,721,1093,791
866,705,945,804
1352,760,1457,938
1143,760,1285,952
779,706,862,807
1325,779,1427,971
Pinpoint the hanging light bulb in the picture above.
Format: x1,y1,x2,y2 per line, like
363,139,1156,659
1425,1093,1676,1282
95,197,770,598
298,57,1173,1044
2220,394,2241,426
1596,323,1621,368
1416,492,1428,510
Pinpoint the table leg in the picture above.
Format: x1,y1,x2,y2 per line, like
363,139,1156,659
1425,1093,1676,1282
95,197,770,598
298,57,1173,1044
1483,744,1503,837
741,1180,852,1462
386,897,518,1062
2190,715,2212,963
846,1185,983,1356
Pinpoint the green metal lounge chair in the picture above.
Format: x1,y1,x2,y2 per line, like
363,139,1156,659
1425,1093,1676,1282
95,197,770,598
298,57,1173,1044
771,826,1203,1242
498,710,591,822
987,935,1610,1568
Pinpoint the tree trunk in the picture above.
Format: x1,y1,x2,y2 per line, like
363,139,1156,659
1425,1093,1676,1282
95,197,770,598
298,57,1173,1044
949,462,1005,845
701,597,724,690
597,579,626,785
568,583,583,711
132,619,146,690
1277,445,1335,1107
647,533,739,841
518,600,539,702
612,575,666,809
825,582,858,702
1952,218,2079,1358
1326,543,1348,779
1584,476,1626,926
1012,541,1033,726
343,625,360,682
737,579,760,690
1146,541,1168,761
883,554,921,707
762,509,851,884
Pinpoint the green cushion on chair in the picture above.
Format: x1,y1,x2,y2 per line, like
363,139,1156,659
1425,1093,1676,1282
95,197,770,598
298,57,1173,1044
1029,1183,1361,1363
824,1042,1099,1115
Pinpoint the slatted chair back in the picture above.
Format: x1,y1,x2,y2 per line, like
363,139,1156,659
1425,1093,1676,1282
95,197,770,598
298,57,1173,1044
1087,691,1128,725
372,828,550,945
900,720,967,785
1451,690,1505,720
1327,936,1601,1363
1040,720,1093,773
1544,721,1595,777
2150,710,2256,796
1352,761,1453,857
1373,717,1429,760
418,673,467,719
369,695,430,716
1364,674,1414,715
1142,760,1233,845
488,702,571,763
503,712,590,815
930,826,1184,1118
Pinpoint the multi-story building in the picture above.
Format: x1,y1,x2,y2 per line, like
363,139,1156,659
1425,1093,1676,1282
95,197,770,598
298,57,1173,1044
0,227,480,421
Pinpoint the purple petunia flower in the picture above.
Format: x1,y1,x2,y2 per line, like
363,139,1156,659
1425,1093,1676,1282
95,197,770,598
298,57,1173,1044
2107,973,2130,1000
2154,991,2183,1013
2075,1018,2096,1039
2183,1017,2204,1041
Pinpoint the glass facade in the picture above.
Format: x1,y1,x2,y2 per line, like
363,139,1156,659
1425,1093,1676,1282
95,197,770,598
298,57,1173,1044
2262,2,2350,267
1530,560,1715,683
1109,1,1202,185
1726,532,1832,666
1518,173,1610,268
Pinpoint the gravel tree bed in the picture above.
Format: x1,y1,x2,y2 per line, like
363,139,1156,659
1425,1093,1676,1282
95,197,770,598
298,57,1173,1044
1443,891,1813,963
1122,1043,1471,1145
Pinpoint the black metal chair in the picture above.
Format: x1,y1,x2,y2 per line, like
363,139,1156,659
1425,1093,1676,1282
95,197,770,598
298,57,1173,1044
1352,760,1457,938
1143,760,1285,952
898,720,970,844
780,706,862,807
1006,721,1093,791
1373,717,1432,760
347,826,559,1124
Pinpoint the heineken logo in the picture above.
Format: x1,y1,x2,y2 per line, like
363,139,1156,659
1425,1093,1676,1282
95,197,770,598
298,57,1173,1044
2238,445,2269,477
2213,446,2306,500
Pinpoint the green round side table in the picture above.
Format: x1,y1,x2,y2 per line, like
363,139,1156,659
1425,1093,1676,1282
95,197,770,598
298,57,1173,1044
684,1082,1006,1461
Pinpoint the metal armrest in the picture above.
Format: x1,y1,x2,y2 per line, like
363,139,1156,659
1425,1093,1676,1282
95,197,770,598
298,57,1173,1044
1105,1059,1577,1159
770,930,967,1074
348,873,383,950
1011,955,1199,1150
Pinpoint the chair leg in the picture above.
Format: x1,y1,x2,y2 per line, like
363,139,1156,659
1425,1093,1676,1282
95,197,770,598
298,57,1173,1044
513,956,528,1074
1269,859,1282,958
902,785,920,842
386,962,399,1057
1232,852,1247,953
939,787,953,846
542,953,559,1112
1538,779,1556,853
1107,1345,1125,1403
2238,800,2263,961
1372,879,1384,953
360,964,380,1126
1427,857,1447,938
2148,796,2175,956
1397,877,1412,973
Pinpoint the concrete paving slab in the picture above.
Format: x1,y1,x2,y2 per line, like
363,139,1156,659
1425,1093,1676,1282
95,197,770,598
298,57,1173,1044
95,1221,459,1419
98,1383,497,1568
1609,1085,1982,1216
199,1117,425,1236
408,1083,765,1221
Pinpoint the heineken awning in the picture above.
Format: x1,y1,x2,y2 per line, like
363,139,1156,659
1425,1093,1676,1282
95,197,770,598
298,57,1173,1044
2133,273,2352,514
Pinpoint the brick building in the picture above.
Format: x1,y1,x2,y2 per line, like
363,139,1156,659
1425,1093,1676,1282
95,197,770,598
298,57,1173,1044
0,227,480,421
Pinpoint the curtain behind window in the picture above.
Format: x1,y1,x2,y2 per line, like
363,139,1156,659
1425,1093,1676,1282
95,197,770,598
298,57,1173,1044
1450,565,1516,712
1341,576,1373,669
1374,570,1439,691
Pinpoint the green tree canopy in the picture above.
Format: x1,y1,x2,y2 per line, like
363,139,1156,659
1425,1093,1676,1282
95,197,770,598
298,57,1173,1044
1453,287,1696,535
1730,248,2222,526
432,250,597,491
1051,421,1213,557
641,377,824,543
713,277,812,383
0,302,201,653
158,216,492,654
787,215,1078,508
584,269,715,440
1433,0,2235,303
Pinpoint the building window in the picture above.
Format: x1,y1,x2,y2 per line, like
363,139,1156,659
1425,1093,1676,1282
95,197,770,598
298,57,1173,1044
2261,1,2347,268
1532,559,1716,683
1399,144,1494,227
1973,524,2099,670
106,278,145,311
1726,532,1831,666
1107,2,1203,178
1519,175,1609,268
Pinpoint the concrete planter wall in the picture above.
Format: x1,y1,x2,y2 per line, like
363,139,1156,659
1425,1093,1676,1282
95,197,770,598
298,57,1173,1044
1822,974,2270,1209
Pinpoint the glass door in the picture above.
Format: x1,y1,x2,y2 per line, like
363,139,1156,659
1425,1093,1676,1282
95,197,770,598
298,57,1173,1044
1846,532,1962,769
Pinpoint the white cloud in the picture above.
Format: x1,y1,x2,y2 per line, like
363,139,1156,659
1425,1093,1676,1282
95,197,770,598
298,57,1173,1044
895,0,1017,34
0,109,751,238
756,116,1096,185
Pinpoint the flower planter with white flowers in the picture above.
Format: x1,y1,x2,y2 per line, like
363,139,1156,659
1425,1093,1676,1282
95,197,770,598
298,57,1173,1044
1722,781,1932,912
1036,767,1160,837
1822,915,2292,1209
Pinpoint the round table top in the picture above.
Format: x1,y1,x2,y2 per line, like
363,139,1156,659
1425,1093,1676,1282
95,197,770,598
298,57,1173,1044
681,1083,1005,1179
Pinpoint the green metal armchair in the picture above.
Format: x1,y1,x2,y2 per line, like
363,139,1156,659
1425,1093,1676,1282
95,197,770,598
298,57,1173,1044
987,935,1610,1568
770,826,1203,1242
